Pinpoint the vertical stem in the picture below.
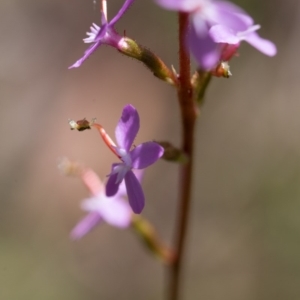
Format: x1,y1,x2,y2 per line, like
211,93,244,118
169,12,196,300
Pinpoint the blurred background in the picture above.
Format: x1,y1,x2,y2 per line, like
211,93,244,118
0,0,299,299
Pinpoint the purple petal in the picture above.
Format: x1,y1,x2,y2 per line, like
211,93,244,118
106,170,121,197
131,142,164,169
125,171,145,214
188,23,221,70
190,12,207,37
115,105,139,151
118,177,128,197
92,22,107,42
70,211,103,240
208,1,251,32
213,1,249,16
69,41,102,69
69,23,108,69
154,0,198,11
117,169,144,196
98,197,131,228
109,0,135,27
209,24,240,44
132,169,144,183
244,32,277,56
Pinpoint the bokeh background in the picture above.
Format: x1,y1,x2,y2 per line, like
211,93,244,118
0,0,299,299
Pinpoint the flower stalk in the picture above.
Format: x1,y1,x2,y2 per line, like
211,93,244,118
131,215,175,265
168,12,197,300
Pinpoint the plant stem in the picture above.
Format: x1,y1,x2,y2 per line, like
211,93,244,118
168,12,197,300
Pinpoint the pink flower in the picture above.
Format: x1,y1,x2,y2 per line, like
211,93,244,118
70,168,132,240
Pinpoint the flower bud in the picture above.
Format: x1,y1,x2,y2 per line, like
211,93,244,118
157,141,188,163
211,61,232,78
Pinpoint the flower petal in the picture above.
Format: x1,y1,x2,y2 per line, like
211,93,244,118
99,197,131,228
131,142,164,169
95,21,108,40
69,23,107,69
70,211,103,240
244,32,277,56
118,179,127,197
209,2,252,31
117,169,144,196
125,171,145,214
106,171,121,197
69,41,102,69
209,24,240,44
109,0,135,27
154,0,199,11
132,169,144,183
115,105,139,151
188,23,220,70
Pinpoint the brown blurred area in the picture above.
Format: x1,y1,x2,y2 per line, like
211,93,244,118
0,0,299,299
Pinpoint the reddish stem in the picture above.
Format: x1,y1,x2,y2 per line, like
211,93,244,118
168,12,197,300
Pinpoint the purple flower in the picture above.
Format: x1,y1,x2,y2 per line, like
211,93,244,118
70,168,132,240
69,0,134,68
103,105,164,214
155,0,276,69
210,23,276,59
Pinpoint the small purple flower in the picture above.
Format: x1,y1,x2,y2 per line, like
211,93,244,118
155,0,276,69
71,168,132,240
103,105,164,214
69,0,134,68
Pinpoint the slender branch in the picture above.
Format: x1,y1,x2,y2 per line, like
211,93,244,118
168,12,197,300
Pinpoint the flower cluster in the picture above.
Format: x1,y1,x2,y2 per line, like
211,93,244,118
67,0,276,225
155,0,277,69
